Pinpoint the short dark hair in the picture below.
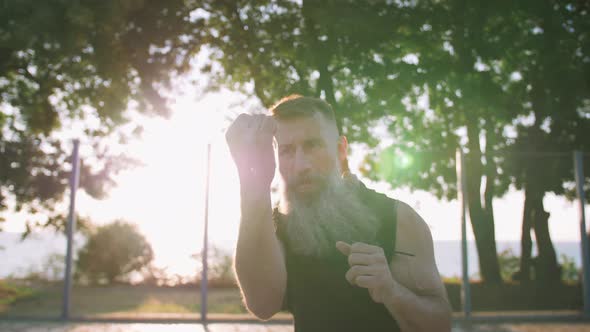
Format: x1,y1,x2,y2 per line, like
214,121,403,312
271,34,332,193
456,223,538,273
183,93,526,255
269,95,340,134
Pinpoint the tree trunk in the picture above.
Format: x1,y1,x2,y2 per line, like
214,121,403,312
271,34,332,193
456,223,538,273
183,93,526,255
520,196,534,282
520,56,561,284
466,122,502,284
451,0,501,283
527,5,560,285
520,173,561,283
517,188,534,283
468,205,502,284
531,194,561,283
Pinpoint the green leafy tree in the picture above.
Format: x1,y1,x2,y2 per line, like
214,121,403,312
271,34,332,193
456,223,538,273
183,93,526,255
499,1,590,283
0,0,204,234
198,0,510,282
198,0,590,284
76,220,153,284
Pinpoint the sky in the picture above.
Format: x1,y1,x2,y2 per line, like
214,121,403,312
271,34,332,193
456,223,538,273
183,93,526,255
3,67,588,278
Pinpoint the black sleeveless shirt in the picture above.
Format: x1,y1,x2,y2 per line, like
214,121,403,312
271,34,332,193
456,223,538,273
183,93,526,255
273,181,401,332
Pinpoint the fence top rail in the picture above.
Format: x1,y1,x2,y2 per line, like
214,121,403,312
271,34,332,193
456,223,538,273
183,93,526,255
391,150,590,157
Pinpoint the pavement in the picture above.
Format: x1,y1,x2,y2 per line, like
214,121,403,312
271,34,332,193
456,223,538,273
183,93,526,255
2,321,590,332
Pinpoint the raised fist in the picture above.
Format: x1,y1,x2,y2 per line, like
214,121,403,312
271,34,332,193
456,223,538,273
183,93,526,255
225,114,277,191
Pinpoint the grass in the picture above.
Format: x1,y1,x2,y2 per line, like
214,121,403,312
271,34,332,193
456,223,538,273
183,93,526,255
0,280,36,311
0,282,248,318
2,280,583,319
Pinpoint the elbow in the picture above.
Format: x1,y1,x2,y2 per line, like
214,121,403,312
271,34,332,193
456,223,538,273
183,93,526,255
240,285,285,321
252,309,275,321
245,301,280,321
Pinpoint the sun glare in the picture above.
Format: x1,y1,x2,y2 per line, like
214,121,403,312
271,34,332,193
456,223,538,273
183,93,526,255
75,91,244,278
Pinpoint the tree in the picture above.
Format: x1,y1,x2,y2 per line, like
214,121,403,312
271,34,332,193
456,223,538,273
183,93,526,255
198,0,508,282
0,0,204,234
198,0,590,284
76,220,153,284
9,0,584,285
501,0,590,283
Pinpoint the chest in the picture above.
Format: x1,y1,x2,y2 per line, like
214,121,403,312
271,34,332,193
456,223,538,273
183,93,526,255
283,252,399,331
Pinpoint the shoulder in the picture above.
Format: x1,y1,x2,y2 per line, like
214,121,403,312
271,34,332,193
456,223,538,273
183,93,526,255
396,201,431,243
394,201,434,260
391,201,446,297
353,179,432,253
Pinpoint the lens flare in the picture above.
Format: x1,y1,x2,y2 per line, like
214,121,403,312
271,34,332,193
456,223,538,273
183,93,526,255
376,148,413,181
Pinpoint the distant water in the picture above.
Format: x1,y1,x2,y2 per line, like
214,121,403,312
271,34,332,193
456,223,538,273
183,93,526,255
0,231,584,279
0,231,84,279
433,240,583,278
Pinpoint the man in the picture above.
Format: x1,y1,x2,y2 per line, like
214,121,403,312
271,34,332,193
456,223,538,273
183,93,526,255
226,95,452,331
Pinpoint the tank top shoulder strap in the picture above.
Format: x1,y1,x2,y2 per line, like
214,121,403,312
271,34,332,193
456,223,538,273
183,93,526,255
272,207,287,242
380,198,399,263
362,187,398,263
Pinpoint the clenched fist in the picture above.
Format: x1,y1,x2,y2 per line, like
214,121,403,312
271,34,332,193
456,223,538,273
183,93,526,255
336,241,396,304
226,114,277,191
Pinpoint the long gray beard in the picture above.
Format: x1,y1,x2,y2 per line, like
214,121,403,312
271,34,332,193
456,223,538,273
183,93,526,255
279,174,380,257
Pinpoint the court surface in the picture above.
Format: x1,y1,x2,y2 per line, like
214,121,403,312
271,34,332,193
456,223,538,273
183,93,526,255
3,322,590,332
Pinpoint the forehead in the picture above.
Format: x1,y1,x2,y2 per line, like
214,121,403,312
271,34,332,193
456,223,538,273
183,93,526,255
275,114,328,145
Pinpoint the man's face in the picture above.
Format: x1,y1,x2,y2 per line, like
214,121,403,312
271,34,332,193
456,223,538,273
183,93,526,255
274,113,341,200
274,113,377,257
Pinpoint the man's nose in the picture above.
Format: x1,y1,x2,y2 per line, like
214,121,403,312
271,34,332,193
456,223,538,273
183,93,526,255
293,147,312,173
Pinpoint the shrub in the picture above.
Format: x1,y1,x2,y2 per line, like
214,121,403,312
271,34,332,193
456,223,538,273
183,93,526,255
0,280,35,308
498,248,521,282
75,220,153,285
560,254,580,283
192,245,236,288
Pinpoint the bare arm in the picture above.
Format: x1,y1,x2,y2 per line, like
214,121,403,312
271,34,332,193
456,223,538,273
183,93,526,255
384,202,452,331
234,188,286,320
227,114,286,320
336,201,451,331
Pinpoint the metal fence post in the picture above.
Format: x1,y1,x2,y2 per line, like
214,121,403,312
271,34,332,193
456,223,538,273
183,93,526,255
574,151,590,317
201,143,212,323
456,148,471,317
61,139,80,320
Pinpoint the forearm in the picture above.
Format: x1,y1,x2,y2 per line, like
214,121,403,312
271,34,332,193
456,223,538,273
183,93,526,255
234,188,286,318
383,279,452,332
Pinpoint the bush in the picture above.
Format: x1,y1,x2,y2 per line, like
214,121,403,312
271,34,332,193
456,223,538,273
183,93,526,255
191,245,236,288
498,248,521,282
560,253,580,283
497,248,580,283
0,280,35,309
75,220,153,285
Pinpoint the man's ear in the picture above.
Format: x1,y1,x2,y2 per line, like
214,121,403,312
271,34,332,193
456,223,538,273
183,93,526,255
338,135,349,174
